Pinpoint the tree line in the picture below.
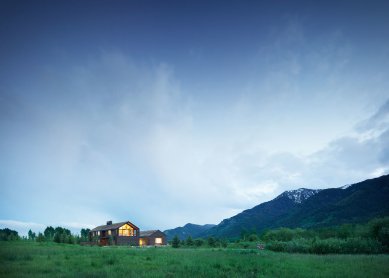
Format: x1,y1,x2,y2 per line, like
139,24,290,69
169,217,389,254
249,216,389,254
170,235,228,248
0,226,91,244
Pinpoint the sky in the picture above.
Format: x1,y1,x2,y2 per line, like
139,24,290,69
0,0,389,236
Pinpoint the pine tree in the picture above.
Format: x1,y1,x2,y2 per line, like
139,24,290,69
172,235,180,248
28,229,36,241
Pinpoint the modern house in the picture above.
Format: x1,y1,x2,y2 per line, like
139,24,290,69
89,220,166,246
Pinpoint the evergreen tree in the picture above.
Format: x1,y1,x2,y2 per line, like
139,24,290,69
44,226,55,240
53,232,61,243
28,229,36,241
172,235,180,248
186,236,194,246
80,228,91,241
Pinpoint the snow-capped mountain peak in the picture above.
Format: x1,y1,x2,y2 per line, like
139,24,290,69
278,188,321,204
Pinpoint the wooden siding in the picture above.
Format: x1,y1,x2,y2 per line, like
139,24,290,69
139,230,167,246
89,221,140,246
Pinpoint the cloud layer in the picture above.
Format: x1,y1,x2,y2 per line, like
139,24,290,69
1,50,388,235
1,1,389,235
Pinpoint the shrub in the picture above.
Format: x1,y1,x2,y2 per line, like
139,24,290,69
266,241,288,252
368,217,389,251
248,234,258,242
311,238,342,254
186,236,194,246
263,228,296,242
220,239,228,248
194,239,204,247
207,237,216,247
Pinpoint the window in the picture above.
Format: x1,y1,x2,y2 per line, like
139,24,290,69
155,238,162,244
118,224,134,236
108,230,111,236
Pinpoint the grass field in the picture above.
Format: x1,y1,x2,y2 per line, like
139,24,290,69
1,241,389,277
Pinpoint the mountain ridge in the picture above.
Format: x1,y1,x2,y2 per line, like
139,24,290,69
164,175,389,240
164,223,216,240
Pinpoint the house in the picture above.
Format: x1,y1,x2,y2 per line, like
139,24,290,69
139,230,166,246
89,220,166,246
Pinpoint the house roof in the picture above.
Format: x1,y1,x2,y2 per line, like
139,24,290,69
139,230,163,237
91,221,139,232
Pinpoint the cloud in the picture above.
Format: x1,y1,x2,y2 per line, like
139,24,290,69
253,99,389,189
1,47,388,233
357,99,389,135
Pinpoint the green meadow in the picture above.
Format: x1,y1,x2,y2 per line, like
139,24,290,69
1,241,389,277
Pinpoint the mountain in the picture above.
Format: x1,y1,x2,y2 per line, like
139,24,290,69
278,175,389,228
198,175,389,238
199,188,322,238
164,223,216,241
169,175,389,239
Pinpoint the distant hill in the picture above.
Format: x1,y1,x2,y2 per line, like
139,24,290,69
165,175,389,240
164,223,216,241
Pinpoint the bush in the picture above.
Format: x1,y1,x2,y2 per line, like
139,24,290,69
185,236,193,246
368,217,389,251
207,237,216,247
263,228,297,242
220,239,228,248
311,238,342,254
194,239,204,247
266,237,383,254
266,241,288,252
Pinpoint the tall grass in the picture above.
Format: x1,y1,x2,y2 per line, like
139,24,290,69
1,241,388,277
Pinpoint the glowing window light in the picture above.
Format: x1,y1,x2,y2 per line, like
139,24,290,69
155,238,162,244
119,224,134,236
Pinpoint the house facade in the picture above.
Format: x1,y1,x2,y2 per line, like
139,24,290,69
90,220,166,246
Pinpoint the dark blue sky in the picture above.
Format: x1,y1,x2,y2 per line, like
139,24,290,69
2,0,388,93
1,0,388,234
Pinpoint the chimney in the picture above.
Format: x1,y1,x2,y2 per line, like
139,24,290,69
106,220,112,225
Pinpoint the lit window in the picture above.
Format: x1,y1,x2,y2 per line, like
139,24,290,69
155,238,162,244
108,230,111,235
119,224,134,236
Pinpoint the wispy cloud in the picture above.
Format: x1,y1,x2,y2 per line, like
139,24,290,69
0,220,45,236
